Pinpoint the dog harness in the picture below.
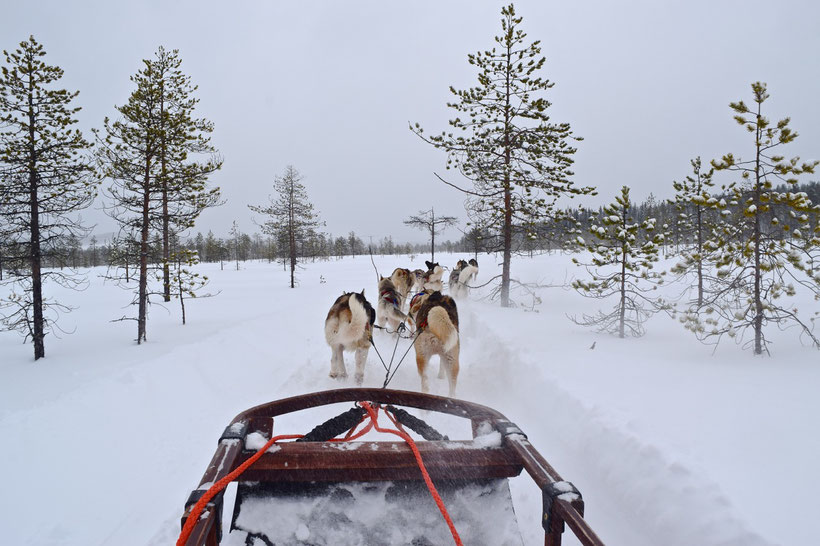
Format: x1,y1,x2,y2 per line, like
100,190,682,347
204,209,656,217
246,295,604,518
380,289,399,307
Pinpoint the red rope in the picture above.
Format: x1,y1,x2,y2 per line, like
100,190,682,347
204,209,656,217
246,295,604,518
176,433,303,546
177,403,463,546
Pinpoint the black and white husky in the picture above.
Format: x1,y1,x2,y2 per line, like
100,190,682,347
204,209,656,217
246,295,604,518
324,290,376,384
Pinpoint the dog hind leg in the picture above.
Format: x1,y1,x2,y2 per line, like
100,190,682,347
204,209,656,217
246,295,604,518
354,347,367,385
416,350,430,393
444,351,459,397
329,344,347,378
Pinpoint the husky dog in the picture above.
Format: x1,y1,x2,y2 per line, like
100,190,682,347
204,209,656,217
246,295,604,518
389,267,413,309
451,259,479,299
324,290,376,384
412,291,460,396
448,260,468,294
377,277,412,332
468,258,479,282
422,260,444,292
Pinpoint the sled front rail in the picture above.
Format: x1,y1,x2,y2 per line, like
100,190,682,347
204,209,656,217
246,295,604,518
180,388,605,546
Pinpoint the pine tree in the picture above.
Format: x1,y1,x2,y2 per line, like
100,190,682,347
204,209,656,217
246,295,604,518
149,47,222,302
0,36,97,359
571,186,666,337
668,157,723,306
683,82,820,354
249,165,321,288
412,3,594,307
95,54,163,343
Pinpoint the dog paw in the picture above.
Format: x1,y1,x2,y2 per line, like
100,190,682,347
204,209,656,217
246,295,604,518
329,371,348,379
354,373,364,385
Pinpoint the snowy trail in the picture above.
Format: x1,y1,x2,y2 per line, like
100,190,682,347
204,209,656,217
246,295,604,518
458,308,772,546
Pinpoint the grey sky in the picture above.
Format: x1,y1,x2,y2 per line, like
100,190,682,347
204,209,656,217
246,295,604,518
4,0,819,244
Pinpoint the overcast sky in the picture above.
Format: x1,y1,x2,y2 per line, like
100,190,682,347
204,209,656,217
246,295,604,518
4,0,820,244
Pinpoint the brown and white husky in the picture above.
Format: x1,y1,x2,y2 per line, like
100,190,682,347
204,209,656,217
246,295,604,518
389,267,413,309
410,291,460,397
377,277,412,332
324,290,376,384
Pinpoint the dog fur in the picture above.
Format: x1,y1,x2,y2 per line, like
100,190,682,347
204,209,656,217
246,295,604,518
422,260,444,292
324,290,376,384
389,267,413,309
377,276,412,332
411,291,460,397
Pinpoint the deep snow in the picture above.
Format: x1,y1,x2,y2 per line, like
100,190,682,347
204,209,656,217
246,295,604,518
1,253,818,545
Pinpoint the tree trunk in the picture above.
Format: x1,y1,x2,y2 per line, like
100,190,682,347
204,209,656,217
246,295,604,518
500,40,513,308
27,76,45,360
138,153,151,344
753,104,764,355
696,196,703,307
289,184,296,288
177,256,187,325
160,79,171,303
619,206,627,338
431,209,436,262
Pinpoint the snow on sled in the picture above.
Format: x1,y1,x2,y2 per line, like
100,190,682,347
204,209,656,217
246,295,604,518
178,388,604,546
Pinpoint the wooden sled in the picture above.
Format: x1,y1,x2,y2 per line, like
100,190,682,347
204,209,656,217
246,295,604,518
179,388,604,545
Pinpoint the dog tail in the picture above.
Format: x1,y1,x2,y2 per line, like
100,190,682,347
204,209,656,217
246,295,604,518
326,294,368,344
427,306,458,353
345,293,369,338
458,264,478,286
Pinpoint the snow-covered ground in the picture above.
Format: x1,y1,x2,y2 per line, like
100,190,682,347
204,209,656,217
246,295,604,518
1,253,818,545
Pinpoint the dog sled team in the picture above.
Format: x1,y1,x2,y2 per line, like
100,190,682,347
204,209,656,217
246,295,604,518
324,258,478,397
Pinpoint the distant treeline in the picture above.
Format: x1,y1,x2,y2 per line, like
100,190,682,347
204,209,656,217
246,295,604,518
1,180,816,276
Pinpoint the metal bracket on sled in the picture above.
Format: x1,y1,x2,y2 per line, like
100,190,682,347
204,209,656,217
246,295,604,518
183,488,225,542
219,421,248,444
542,481,583,532
496,419,527,439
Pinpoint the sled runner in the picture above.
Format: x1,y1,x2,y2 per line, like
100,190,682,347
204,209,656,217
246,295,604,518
178,388,604,545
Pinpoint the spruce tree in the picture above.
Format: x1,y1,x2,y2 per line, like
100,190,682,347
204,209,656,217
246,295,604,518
571,186,666,337
684,82,820,354
413,3,594,307
249,165,321,288
0,36,97,359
